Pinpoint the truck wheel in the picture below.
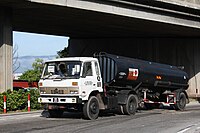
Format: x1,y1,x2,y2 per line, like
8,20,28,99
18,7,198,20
47,110,63,118
174,92,187,111
123,94,137,115
83,96,99,120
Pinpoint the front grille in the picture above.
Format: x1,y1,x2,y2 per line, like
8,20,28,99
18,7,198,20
40,87,78,94
51,89,64,94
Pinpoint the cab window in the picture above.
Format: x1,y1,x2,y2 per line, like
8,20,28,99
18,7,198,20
95,62,100,76
82,62,93,76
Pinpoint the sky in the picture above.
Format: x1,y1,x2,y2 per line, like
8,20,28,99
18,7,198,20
13,31,69,57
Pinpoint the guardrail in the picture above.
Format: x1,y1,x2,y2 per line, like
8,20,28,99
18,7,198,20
2,93,33,113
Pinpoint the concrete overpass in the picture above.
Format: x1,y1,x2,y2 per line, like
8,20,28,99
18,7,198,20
0,0,200,97
1,0,200,37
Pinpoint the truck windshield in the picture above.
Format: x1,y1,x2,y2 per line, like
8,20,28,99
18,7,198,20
42,61,81,79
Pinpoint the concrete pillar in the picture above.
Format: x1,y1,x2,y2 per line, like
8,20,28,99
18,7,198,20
0,8,13,93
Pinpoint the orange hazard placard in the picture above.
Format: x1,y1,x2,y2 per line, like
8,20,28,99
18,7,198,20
127,68,139,80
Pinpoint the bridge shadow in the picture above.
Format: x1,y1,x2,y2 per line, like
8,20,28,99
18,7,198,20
40,109,118,119
40,110,83,119
40,105,181,120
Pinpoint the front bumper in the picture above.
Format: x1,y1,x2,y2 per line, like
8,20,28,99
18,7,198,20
38,96,82,104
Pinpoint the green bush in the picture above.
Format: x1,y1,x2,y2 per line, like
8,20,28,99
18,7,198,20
0,89,41,113
0,94,3,112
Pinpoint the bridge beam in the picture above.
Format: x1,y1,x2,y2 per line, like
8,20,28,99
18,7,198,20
0,8,13,93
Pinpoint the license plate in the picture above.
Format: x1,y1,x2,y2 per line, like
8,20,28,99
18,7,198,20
53,98,59,103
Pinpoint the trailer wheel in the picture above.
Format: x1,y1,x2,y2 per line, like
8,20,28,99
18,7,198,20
47,110,63,118
123,94,137,115
174,92,187,111
83,96,99,120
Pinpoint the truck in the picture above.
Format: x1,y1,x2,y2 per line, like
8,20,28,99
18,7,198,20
38,52,189,120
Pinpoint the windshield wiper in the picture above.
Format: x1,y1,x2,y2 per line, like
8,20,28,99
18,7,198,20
42,74,52,79
42,73,60,79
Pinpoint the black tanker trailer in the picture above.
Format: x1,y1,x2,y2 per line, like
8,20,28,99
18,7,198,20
94,52,189,112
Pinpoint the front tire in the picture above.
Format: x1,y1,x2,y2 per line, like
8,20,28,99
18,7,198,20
123,94,138,115
83,96,100,120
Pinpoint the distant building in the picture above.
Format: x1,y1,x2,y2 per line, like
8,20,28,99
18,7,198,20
13,73,23,80
13,80,38,91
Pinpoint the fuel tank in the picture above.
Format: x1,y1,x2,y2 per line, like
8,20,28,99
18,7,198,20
94,52,189,90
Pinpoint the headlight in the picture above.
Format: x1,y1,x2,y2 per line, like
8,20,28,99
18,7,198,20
70,90,79,94
69,87,79,94
40,87,46,94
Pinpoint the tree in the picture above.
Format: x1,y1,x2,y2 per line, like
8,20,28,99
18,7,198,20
19,58,44,82
32,58,44,73
13,44,20,73
57,46,69,58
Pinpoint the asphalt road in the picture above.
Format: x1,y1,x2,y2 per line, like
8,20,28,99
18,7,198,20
1,102,200,133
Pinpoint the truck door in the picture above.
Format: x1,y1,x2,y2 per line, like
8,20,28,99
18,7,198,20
81,62,95,95
93,61,103,92
81,61,103,95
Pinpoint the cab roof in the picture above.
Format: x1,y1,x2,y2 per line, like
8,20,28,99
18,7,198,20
45,57,97,63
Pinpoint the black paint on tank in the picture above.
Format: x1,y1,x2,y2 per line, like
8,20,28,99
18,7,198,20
94,52,189,90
